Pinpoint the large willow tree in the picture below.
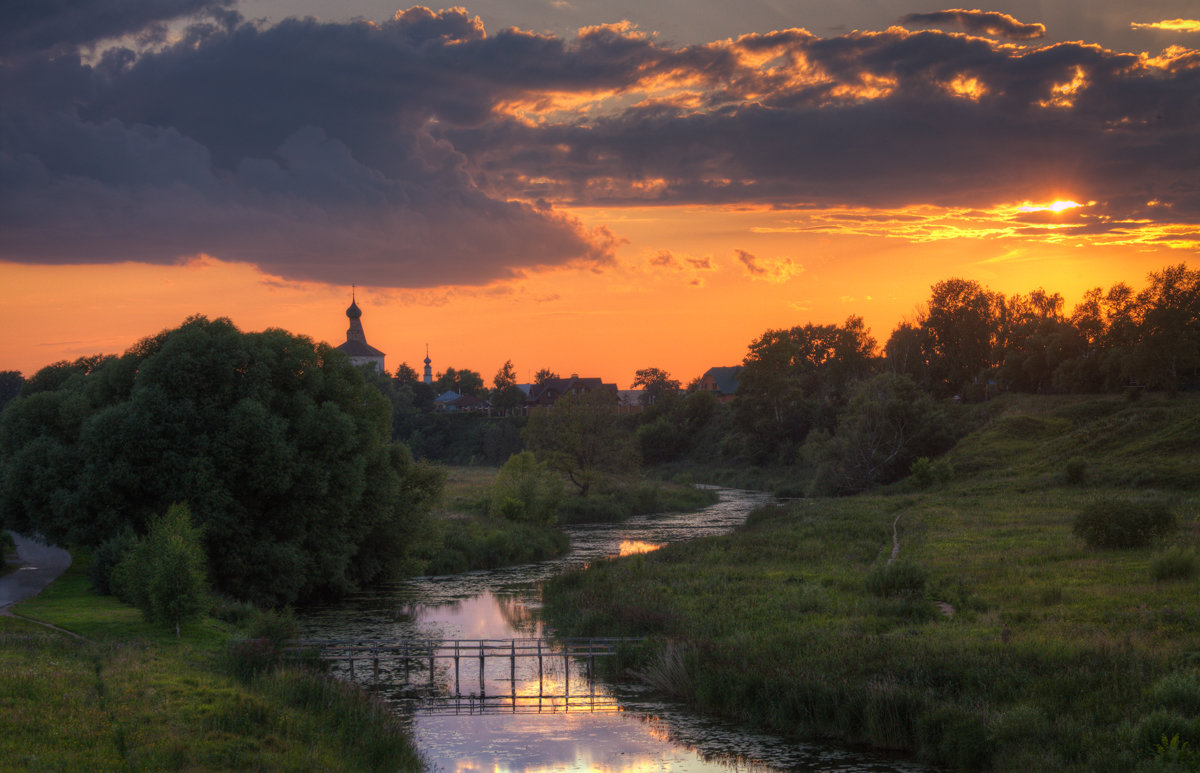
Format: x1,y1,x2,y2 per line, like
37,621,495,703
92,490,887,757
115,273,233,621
0,316,442,606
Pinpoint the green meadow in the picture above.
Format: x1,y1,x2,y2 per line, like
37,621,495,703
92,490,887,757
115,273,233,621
543,393,1200,771
0,560,421,772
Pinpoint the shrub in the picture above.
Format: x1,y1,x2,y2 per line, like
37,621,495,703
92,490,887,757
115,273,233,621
1072,500,1177,549
865,561,928,599
910,457,952,488
1151,549,1200,582
1064,457,1087,485
88,528,138,595
488,451,563,526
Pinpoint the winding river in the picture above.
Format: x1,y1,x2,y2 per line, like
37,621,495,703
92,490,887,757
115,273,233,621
299,489,932,772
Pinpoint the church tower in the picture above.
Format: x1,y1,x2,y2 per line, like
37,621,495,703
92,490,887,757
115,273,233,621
335,287,386,372
423,344,433,385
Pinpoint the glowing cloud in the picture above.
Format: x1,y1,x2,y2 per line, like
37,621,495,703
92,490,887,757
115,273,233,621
1131,19,1200,33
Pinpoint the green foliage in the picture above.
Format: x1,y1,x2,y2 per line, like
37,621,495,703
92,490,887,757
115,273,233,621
1151,548,1200,582
524,389,638,496
809,373,954,495
1073,499,1177,549
488,451,562,525
1065,457,1087,484
424,518,568,574
0,316,444,606
111,503,207,633
88,527,138,596
734,316,876,463
910,456,954,488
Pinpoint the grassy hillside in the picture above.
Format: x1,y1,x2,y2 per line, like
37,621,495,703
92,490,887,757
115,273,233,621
543,392,1200,771
0,559,422,771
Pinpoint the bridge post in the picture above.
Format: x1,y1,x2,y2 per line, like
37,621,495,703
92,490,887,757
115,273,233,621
479,641,486,698
349,648,355,681
510,640,517,711
403,641,409,679
537,639,543,697
564,650,570,702
454,640,460,697
428,639,435,687
373,647,379,681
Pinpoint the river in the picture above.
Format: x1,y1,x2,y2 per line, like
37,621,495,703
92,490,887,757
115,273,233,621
298,488,933,772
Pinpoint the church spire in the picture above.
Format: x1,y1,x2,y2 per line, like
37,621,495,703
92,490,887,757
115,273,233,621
423,343,433,385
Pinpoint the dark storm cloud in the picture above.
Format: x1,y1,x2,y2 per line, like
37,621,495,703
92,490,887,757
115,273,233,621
2,5,1198,283
0,7,638,286
452,25,1200,232
899,9,1046,40
0,0,236,58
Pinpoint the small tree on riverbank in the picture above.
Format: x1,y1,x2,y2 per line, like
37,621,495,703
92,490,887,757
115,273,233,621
113,503,207,636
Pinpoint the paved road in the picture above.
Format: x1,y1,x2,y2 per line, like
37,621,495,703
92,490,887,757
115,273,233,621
1,532,72,610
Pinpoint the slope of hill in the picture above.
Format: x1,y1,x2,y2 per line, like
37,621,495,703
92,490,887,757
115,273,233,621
544,393,1200,772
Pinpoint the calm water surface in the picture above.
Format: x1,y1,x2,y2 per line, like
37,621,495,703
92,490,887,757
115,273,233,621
299,489,933,772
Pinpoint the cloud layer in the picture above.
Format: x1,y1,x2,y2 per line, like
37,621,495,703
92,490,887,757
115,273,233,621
1,4,1197,286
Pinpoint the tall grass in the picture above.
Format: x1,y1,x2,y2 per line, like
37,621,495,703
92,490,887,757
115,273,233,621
1,558,422,772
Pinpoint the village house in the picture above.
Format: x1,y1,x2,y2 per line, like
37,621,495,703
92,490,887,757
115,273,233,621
698,366,742,402
528,374,618,407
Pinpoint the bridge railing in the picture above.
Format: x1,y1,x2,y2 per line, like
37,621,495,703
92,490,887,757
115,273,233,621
283,636,644,714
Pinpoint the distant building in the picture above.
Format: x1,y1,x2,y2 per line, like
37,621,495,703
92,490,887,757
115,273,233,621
698,366,742,402
433,390,490,413
422,344,433,385
528,374,619,407
336,290,386,372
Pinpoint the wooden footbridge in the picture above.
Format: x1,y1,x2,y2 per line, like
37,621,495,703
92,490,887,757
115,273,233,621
284,637,643,715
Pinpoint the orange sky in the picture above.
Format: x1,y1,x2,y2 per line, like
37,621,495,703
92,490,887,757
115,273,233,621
2,5,1198,387
1,202,1187,388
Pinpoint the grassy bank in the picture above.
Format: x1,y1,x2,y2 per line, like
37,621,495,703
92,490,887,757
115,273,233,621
543,393,1200,771
0,558,421,771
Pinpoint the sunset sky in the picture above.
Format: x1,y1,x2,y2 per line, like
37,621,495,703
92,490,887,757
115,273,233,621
2,1,1197,387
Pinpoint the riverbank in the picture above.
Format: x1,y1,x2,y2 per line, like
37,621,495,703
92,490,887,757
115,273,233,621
543,393,1200,771
422,466,720,573
0,556,422,771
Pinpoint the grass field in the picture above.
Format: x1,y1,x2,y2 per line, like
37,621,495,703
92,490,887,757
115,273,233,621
0,559,422,772
543,392,1200,771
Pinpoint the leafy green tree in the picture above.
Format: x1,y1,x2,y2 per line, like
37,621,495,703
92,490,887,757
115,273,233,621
491,360,526,414
632,367,681,407
524,390,637,496
393,362,420,384
112,503,207,636
434,366,486,398
0,371,23,413
920,278,1002,396
533,369,559,386
0,316,443,606
811,373,953,494
735,316,876,462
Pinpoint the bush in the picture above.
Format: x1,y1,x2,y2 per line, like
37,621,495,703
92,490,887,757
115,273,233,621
1064,457,1087,485
865,561,928,599
88,528,138,595
488,451,563,526
1072,500,1177,549
1151,549,1200,582
910,457,953,488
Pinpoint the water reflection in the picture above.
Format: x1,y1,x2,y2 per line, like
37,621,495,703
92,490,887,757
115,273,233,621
618,540,663,556
299,489,933,772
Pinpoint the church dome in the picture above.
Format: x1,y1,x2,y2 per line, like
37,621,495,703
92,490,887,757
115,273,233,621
346,299,362,319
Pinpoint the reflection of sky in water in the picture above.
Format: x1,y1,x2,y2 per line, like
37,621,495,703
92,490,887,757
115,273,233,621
300,490,933,772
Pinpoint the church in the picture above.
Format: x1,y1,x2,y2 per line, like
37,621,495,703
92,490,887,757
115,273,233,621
335,290,386,372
